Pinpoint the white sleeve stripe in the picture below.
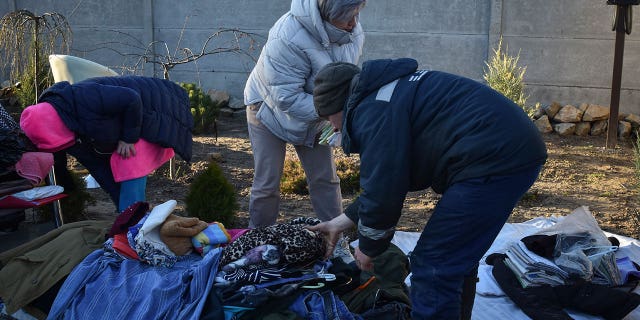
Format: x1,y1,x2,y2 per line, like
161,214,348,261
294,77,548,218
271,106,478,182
375,79,399,102
358,221,395,240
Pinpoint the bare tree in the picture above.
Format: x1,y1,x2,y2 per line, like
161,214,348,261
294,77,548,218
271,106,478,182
0,10,72,104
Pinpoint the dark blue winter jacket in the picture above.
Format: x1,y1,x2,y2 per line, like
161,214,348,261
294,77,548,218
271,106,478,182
38,76,194,161
342,58,547,256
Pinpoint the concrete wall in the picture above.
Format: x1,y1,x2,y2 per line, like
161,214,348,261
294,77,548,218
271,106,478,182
1,0,639,113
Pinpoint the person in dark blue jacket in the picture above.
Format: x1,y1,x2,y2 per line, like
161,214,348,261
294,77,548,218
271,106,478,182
308,58,547,319
20,76,193,213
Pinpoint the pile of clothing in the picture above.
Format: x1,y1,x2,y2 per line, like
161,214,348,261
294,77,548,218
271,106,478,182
485,207,640,319
0,200,413,319
0,103,65,231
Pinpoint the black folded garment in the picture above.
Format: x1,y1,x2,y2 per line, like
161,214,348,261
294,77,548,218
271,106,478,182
486,253,640,320
0,177,33,197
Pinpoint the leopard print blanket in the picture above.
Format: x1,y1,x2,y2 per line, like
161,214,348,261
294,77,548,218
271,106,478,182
220,217,326,267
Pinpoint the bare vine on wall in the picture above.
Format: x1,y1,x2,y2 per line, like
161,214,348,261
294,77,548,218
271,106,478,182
77,16,262,84
135,27,260,82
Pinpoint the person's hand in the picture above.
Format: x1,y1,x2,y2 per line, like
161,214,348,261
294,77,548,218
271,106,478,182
307,214,355,259
117,140,137,158
354,246,374,271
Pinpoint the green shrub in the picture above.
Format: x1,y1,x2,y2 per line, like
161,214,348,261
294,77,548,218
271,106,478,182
634,133,640,189
280,157,361,195
185,161,238,226
281,157,308,195
38,169,95,223
632,133,640,235
179,82,221,135
15,42,54,109
336,157,361,194
483,37,532,117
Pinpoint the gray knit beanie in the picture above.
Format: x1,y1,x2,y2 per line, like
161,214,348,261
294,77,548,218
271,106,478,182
313,62,361,117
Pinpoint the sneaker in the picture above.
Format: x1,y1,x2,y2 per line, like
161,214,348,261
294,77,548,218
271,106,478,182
331,236,355,264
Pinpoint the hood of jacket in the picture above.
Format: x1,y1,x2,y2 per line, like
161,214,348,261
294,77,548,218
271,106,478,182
342,58,418,154
20,101,76,152
291,0,331,47
291,0,362,47
244,0,364,146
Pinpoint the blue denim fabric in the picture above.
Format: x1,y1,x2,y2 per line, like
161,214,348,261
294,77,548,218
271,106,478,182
289,290,361,320
66,142,149,213
47,248,222,320
409,165,542,319
118,176,147,212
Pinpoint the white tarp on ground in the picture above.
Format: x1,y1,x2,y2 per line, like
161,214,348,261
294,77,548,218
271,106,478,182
381,207,640,320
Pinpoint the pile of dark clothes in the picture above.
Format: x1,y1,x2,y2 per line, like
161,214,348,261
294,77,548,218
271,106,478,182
0,207,412,319
0,103,35,231
0,103,36,173
486,232,640,320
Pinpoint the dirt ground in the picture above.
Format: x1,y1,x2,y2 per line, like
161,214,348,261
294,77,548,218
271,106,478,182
82,114,640,240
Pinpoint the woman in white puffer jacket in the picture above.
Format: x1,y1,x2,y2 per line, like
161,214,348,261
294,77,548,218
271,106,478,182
244,0,365,228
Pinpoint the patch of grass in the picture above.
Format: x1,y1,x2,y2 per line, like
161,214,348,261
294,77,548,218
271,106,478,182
586,172,606,184
599,191,614,197
335,157,361,194
155,159,191,181
520,191,539,202
632,135,640,234
629,209,640,239
281,157,308,195
634,133,640,189
518,189,543,206
280,157,361,195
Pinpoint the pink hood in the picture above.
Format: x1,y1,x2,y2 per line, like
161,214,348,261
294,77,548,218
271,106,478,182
20,102,75,152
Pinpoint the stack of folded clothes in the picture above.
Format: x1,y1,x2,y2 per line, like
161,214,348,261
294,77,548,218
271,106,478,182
503,241,568,288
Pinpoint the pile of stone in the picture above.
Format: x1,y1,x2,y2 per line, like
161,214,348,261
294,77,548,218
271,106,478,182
207,89,246,118
532,102,640,138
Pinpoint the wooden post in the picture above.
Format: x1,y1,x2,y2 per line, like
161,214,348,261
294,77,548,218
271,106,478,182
606,5,628,148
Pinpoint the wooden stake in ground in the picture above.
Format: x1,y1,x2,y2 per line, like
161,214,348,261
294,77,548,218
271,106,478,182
606,2,637,148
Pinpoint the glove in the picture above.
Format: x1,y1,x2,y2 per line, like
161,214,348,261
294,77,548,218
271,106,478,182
160,214,208,255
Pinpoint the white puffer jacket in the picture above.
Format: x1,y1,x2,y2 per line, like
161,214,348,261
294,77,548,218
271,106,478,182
244,0,364,146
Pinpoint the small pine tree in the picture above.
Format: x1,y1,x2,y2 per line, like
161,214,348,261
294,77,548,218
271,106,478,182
483,37,532,116
185,161,238,226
